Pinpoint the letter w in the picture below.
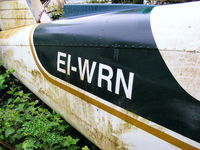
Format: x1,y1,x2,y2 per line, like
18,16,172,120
78,57,97,83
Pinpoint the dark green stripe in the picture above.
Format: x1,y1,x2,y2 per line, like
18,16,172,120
33,8,200,142
63,4,154,18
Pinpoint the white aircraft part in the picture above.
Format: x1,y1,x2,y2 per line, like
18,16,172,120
0,25,199,150
151,2,200,101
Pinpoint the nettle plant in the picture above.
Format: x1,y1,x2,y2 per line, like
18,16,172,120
0,67,88,150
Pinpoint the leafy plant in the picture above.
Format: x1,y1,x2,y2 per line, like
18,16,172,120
51,6,64,20
0,66,88,150
82,146,90,150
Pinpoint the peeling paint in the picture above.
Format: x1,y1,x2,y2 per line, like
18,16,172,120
0,26,199,150
0,2,200,150
0,0,36,30
0,28,22,38
160,50,200,101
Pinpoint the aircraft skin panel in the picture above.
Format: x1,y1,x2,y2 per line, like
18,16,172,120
0,0,36,30
0,2,200,150
151,1,200,102
32,7,200,144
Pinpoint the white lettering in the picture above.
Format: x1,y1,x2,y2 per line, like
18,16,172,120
115,69,134,99
71,66,77,72
98,63,113,92
57,52,66,74
78,57,97,83
57,52,134,100
67,54,71,75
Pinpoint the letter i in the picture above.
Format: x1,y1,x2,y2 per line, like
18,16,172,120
67,54,71,75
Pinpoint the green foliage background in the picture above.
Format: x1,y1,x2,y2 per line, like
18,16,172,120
0,67,89,150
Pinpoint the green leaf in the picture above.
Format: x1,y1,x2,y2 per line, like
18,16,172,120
16,103,25,111
16,143,23,150
62,136,79,147
0,67,82,150
82,146,90,150
14,90,24,97
7,87,17,95
5,127,15,137
22,138,37,150
0,135,4,140
12,131,23,140
7,98,14,105
22,141,30,150
6,68,14,74
0,75,6,80
13,96,21,103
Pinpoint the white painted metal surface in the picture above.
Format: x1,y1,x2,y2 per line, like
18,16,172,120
151,1,200,101
0,26,196,150
0,1,200,150
0,0,35,30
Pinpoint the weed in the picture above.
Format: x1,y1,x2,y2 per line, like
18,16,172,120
0,66,87,150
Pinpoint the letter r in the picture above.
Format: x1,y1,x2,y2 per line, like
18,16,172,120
98,63,113,92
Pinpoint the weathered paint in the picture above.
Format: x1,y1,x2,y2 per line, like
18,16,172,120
33,5,200,144
0,1,200,150
0,0,29,9
0,0,51,31
0,26,200,149
151,2,200,101
0,0,35,30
